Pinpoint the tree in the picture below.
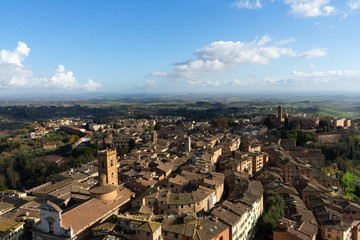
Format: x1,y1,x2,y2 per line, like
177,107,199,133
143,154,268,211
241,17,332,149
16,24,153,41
211,118,229,128
154,123,163,131
0,175,7,191
117,146,126,157
198,116,207,122
264,117,275,130
260,191,285,235
6,167,20,188
284,117,289,129
129,139,136,151
317,119,334,133
68,135,79,143
355,185,360,198
296,131,314,146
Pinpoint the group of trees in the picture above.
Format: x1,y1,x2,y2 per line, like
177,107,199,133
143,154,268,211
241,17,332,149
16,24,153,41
68,144,98,169
317,119,335,133
310,135,360,173
260,191,285,235
272,130,315,147
339,172,360,200
116,139,136,157
2,142,99,190
210,117,240,128
0,128,99,191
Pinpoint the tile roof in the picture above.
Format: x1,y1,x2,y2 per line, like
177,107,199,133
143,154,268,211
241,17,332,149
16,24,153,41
61,189,131,235
162,215,196,238
0,217,25,237
212,206,241,226
136,221,161,233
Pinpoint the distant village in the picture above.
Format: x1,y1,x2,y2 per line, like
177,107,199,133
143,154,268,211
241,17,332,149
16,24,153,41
1,106,359,240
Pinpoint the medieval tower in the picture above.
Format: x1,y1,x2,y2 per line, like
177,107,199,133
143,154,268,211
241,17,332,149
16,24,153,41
97,149,118,186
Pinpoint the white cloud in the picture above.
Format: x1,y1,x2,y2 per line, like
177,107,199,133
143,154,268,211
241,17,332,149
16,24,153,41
284,0,335,17
0,42,33,88
83,79,102,92
0,42,101,92
232,0,262,9
266,70,360,85
43,65,78,90
276,37,297,46
348,0,360,9
228,78,253,86
151,36,326,85
0,41,30,66
308,64,316,68
136,80,158,90
150,71,168,77
298,48,327,59
232,0,336,18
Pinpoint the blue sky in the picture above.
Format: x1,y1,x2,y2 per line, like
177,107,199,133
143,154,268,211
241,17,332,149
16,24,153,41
0,0,360,94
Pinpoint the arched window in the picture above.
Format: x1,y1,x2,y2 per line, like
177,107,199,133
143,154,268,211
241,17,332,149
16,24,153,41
102,161,105,168
112,172,114,178
111,159,113,166
46,217,55,233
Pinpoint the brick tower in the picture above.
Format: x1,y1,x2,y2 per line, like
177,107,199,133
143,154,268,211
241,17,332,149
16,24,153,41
278,105,282,120
151,131,158,144
97,149,118,186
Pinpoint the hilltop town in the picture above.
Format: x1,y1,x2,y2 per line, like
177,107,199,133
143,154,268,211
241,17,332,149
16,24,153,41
0,104,359,240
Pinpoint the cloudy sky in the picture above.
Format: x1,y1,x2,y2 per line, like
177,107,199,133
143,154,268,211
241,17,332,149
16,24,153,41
1,0,360,94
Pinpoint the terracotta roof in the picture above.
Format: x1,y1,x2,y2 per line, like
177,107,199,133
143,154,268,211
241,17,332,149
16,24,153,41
0,202,14,213
212,206,241,226
196,218,229,240
61,190,131,235
90,184,117,194
162,215,196,237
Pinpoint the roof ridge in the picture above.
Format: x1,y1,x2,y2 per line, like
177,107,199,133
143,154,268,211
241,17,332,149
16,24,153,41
149,221,154,232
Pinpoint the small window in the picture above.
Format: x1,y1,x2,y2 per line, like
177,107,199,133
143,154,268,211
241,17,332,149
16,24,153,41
112,172,114,178
147,232,150,236
174,233,178,239
111,159,114,166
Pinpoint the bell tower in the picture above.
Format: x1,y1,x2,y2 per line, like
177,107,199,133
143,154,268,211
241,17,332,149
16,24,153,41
97,149,118,186
151,131,158,144
278,105,282,120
